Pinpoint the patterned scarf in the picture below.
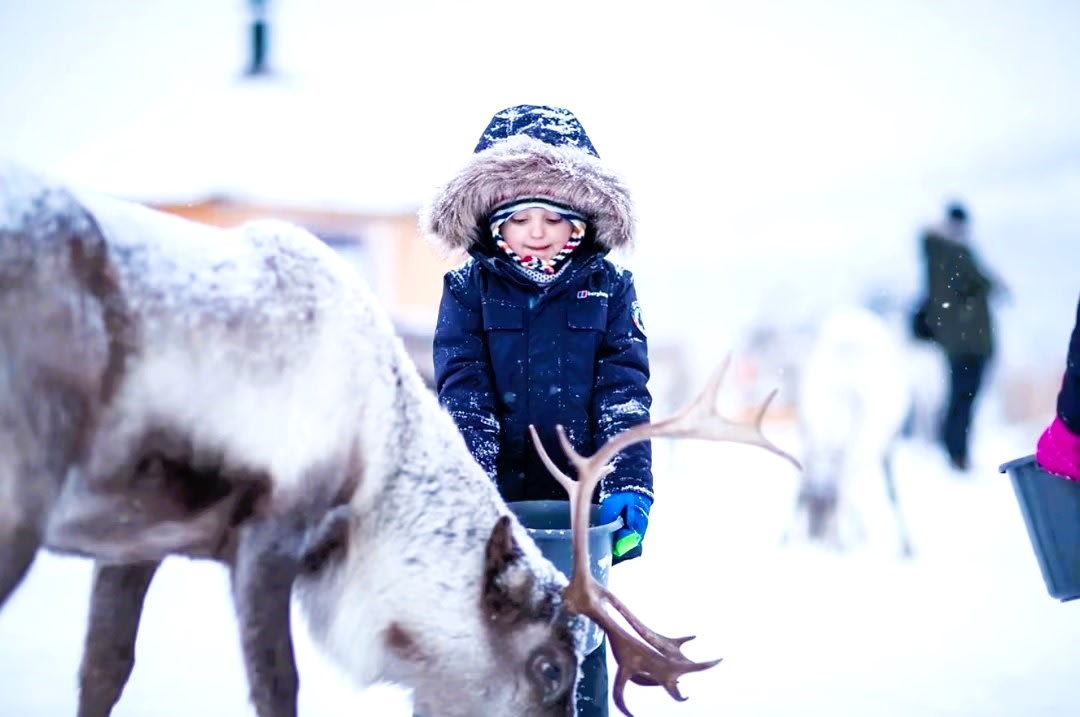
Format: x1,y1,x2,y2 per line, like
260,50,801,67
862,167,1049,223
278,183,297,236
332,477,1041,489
489,198,587,275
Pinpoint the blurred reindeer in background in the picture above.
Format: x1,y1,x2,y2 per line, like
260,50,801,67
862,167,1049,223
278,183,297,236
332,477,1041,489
784,306,916,557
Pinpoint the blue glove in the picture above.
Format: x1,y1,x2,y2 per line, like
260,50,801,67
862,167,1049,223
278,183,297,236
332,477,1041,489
598,492,652,563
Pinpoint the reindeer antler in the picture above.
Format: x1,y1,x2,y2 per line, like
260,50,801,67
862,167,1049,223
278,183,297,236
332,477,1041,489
528,355,801,716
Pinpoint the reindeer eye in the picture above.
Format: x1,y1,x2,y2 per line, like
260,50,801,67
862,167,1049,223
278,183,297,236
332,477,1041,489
528,648,572,703
540,659,561,684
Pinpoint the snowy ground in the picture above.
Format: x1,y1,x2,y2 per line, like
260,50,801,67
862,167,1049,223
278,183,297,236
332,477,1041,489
2,419,1079,717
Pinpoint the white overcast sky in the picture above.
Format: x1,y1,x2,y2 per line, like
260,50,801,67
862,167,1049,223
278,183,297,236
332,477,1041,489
1,0,1077,357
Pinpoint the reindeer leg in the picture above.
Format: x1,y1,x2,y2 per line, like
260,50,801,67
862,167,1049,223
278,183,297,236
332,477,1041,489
0,514,41,608
0,457,48,608
231,517,302,717
77,561,160,717
882,450,915,558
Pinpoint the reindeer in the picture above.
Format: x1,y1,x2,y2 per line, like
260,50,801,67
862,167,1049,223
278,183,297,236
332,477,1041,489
2,163,582,717
783,305,915,557
0,163,798,717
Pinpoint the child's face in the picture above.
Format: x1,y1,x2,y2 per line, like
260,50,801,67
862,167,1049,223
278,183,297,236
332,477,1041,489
499,208,574,261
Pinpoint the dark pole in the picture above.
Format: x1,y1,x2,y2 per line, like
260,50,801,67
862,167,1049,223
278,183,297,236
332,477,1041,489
245,0,271,77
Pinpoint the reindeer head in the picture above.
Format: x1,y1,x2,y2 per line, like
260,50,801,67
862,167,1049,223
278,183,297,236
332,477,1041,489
793,436,848,541
292,494,584,717
288,356,798,717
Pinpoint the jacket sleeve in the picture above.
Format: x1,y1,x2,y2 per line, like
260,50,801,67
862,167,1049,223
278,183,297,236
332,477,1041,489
433,268,501,480
1059,292,1080,432
592,270,653,501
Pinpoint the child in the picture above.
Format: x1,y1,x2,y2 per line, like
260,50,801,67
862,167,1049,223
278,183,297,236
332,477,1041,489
422,104,653,717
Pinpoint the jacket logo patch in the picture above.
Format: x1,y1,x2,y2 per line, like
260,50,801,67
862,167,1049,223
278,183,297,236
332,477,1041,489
630,300,646,336
577,290,609,299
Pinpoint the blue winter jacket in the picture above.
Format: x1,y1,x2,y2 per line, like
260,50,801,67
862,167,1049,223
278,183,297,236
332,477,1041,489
1060,293,1080,432
433,244,653,504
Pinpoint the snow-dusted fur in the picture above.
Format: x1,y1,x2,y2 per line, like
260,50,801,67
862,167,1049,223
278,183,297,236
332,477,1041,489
0,163,581,717
785,306,915,557
420,134,635,253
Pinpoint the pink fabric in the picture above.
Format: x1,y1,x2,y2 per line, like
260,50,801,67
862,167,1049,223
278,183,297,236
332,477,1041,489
1036,416,1080,482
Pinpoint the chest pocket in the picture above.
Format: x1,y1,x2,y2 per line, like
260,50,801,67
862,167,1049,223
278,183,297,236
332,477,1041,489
482,301,524,331
567,297,608,331
482,301,526,411
564,297,608,412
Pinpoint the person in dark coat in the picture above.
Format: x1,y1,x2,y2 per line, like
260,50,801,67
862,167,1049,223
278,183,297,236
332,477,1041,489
1036,292,1080,481
421,105,653,717
920,201,1004,471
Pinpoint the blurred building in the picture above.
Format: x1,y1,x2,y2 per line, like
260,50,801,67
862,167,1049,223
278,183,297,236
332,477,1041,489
72,2,462,384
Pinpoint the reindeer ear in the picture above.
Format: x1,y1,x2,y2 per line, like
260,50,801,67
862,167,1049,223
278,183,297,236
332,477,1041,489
299,505,352,573
483,515,534,622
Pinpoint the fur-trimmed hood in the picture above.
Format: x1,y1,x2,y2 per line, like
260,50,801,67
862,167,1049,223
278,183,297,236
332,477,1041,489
421,114,636,254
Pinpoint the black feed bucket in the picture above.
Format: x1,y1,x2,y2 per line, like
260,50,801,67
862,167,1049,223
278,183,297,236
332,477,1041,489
506,500,622,654
1000,454,1080,601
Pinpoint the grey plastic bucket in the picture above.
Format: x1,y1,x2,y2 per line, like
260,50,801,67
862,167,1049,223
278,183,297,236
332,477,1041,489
506,500,622,654
1000,454,1080,602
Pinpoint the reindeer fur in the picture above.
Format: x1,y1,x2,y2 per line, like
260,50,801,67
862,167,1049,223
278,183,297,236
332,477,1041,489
0,163,583,717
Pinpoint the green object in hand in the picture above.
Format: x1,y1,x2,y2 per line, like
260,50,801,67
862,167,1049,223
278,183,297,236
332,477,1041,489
613,531,642,557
